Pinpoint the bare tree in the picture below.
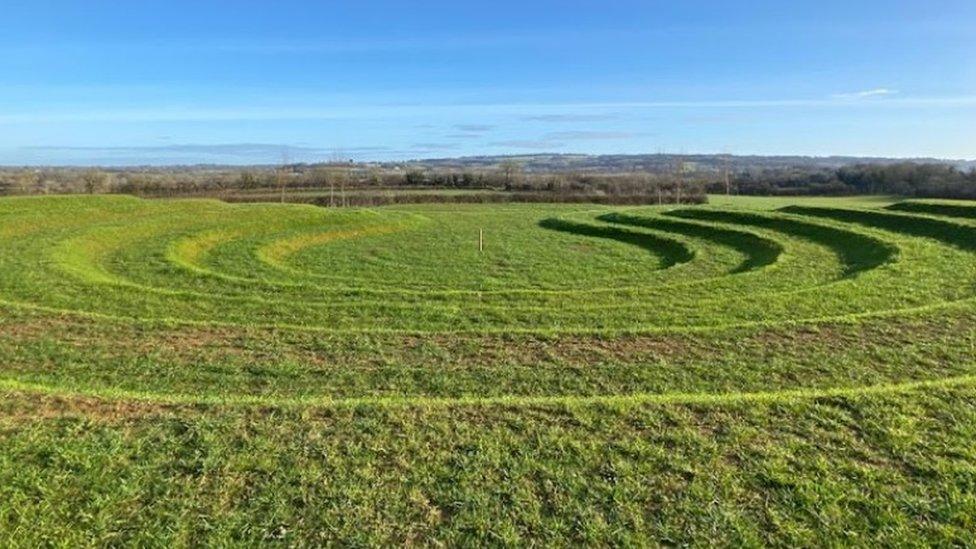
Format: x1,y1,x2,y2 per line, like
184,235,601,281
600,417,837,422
81,169,108,194
315,165,350,207
500,160,522,188
277,151,291,203
367,166,383,186
14,170,39,194
333,166,350,207
673,158,685,204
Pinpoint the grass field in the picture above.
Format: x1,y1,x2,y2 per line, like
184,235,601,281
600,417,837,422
1,194,975,544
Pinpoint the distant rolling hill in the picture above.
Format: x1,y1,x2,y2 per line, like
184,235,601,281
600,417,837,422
390,153,976,174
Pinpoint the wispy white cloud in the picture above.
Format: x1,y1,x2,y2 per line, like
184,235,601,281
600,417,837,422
831,88,899,100
12,143,402,166
521,113,620,122
19,143,394,164
446,124,496,138
453,124,495,133
1,95,974,125
490,130,636,150
488,139,554,150
545,131,635,140
23,143,328,156
410,142,462,151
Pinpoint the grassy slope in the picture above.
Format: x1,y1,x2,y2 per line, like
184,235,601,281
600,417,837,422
1,194,975,545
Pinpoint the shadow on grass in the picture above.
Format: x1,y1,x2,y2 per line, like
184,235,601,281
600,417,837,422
886,201,976,222
664,209,897,277
597,212,783,274
781,206,976,253
538,217,694,269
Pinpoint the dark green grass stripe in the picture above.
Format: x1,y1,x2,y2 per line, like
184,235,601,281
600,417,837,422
887,201,976,221
663,209,896,277
597,212,783,274
537,218,695,269
781,206,976,252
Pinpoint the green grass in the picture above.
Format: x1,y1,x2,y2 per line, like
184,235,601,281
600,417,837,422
886,198,976,220
1,194,975,544
707,194,903,210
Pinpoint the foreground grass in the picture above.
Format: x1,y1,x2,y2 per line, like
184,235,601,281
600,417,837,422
2,384,974,545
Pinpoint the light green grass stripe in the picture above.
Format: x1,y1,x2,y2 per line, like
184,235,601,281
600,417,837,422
1,292,972,336
3,374,974,410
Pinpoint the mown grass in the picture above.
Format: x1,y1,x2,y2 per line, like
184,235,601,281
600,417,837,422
886,198,976,220
2,385,974,545
1,194,975,544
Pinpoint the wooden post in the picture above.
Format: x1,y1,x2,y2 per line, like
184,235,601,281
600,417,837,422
479,229,484,252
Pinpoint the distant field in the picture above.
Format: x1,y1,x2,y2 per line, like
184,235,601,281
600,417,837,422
1,195,975,544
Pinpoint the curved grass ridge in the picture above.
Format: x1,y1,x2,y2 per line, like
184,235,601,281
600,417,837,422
666,208,898,277
0,196,972,332
780,205,976,252
597,211,783,274
1,195,975,406
255,224,404,273
3,372,975,410
886,199,976,221
536,217,696,269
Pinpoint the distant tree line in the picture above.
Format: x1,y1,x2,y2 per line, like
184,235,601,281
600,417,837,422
0,164,706,205
709,163,976,199
6,161,971,203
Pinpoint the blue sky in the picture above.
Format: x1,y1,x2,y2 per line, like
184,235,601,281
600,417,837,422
1,0,974,165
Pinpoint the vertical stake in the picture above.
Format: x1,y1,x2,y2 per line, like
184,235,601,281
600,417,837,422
479,229,484,252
